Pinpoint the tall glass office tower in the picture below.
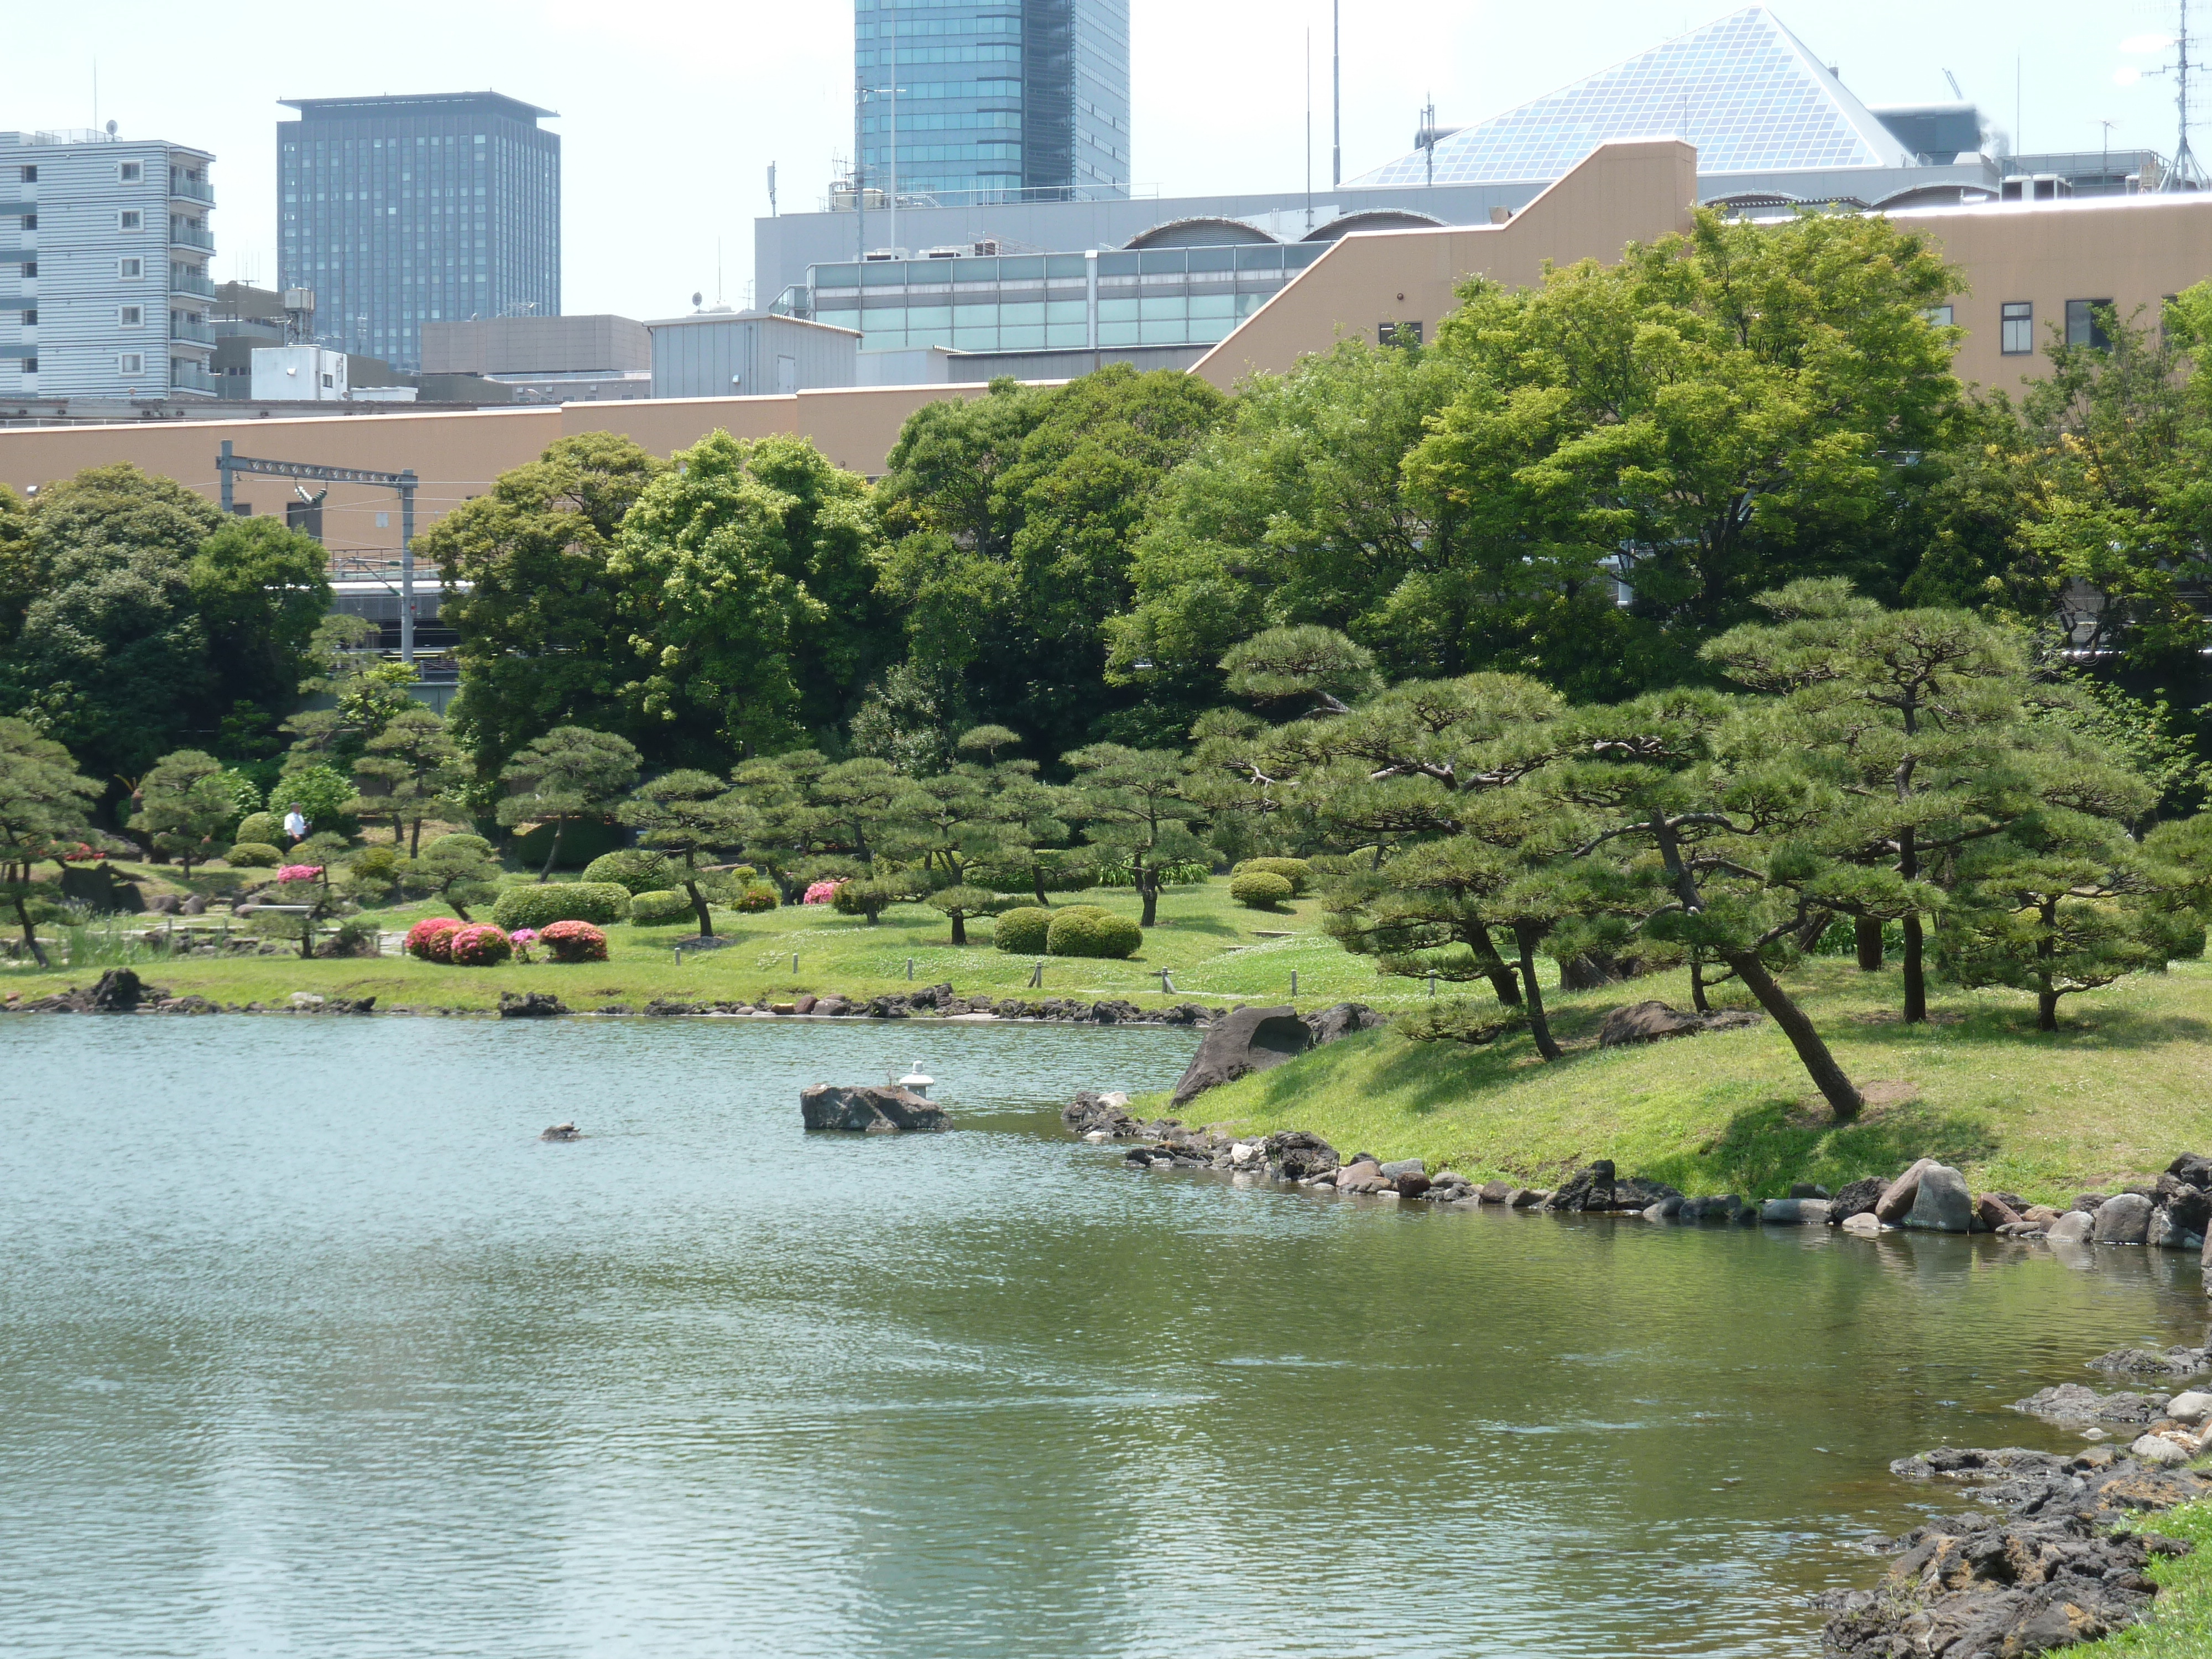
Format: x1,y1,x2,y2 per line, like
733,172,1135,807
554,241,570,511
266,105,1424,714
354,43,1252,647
854,0,1130,206
277,92,560,373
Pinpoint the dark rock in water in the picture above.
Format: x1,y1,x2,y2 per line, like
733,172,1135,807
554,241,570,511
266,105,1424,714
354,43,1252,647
801,1083,950,1134
2089,1344,2211,1379
1827,1177,1887,1224
2012,1384,2169,1426
1821,1442,2212,1659
2154,1176,2212,1239
2168,1152,2212,1190
645,999,704,1018
1875,1159,1940,1224
1976,1193,2024,1232
1789,1182,1830,1199
1547,1160,1618,1211
153,995,220,1015
540,1121,582,1142
1679,1194,1749,1222
1597,1001,1703,1047
499,991,567,1019
1479,1180,1514,1204
1301,1001,1387,1047
2094,1192,2156,1245
1063,1091,1140,1138
1171,1005,1311,1105
1904,1164,1974,1233
86,969,149,1012
1265,1129,1339,1182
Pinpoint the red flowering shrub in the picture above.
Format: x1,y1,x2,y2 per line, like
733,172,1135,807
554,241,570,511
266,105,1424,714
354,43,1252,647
538,920,609,963
405,916,465,963
449,924,513,967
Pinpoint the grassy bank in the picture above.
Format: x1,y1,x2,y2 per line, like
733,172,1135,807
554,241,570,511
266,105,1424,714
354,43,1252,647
0,868,1383,1014
2075,1499,2212,1656
1157,956,2212,1207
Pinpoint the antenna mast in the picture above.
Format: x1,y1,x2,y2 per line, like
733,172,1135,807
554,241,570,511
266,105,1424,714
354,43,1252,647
2174,0,2209,190
1332,0,1342,190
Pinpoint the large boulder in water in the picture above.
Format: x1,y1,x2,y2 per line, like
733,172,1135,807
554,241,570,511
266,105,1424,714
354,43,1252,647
1265,1130,1339,1181
1171,1004,1310,1105
2094,1192,2154,1245
86,969,148,1012
1902,1164,1973,1233
801,1083,950,1134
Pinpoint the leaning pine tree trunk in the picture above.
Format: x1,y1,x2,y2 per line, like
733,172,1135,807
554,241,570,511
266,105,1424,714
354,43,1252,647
1473,927,1523,1007
14,894,48,969
539,819,565,883
686,876,713,938
1513,926,1561,1061
1723,950,1863,1120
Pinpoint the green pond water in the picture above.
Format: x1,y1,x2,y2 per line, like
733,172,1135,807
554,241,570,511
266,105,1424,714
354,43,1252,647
3,1016,2206,1658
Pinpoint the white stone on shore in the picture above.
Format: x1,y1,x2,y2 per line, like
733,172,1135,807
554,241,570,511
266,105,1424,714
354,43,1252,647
2168,1391,2212,1423
2129,1433,2193,1468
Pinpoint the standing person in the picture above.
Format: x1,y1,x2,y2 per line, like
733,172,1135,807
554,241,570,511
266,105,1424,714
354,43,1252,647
281,802,309,848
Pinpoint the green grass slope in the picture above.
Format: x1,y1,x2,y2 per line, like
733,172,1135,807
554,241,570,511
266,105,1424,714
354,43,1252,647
1163,957,2212,1206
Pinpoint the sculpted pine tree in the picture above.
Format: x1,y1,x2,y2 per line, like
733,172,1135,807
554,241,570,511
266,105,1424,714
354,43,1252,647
620,770,742,937
883,727,1040,907
350,706,463,856
135,749,237,878
497,726,642,881
1556,690,1865,1120
403,834,502,921
1058,743,1208,927
0,718,99,967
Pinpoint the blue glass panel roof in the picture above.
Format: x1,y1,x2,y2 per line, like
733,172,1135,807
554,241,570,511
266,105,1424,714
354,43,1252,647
1349,7,1909,187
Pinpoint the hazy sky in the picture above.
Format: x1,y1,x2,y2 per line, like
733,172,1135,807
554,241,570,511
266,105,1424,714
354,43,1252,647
8,0,2200,318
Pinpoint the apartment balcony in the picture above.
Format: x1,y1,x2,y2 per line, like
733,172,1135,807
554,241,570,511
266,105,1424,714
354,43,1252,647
170,316,215,346
171,269,217,299
167,223,215,252
169,362,218,395
168,175,215,206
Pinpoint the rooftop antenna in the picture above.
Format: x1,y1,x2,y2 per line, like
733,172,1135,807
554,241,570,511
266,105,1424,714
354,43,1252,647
1332,0,1341,190
768,161,778,217
1944,69,1964,100
2125,5,2210,191
2099,116,2119,181
1305,28,1313,229
1420,93,1438,187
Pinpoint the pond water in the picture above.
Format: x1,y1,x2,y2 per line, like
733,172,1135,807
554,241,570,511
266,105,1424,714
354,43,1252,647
3,1016,2207,1658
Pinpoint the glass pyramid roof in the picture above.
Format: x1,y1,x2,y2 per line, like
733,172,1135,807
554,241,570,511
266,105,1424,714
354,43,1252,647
1348,7,1911,187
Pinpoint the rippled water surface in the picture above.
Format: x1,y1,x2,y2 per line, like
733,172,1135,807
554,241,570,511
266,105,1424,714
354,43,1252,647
4,1016,2208,1658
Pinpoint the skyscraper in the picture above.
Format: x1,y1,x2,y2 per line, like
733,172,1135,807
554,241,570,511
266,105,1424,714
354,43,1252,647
278,92,560,373
854,0,1129,207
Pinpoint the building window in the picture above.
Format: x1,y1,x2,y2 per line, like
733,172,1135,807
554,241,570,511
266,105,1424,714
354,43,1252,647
118,161,142,184
118,257,143,279
20,262,33,279
1924,305,1954,326
19,166,34,183
1379,320,1422,347
19,214,33,231
118,210,142,232
2000,301,2033,355
20,356,34,373
118,305,142,327
321,373,334,388
2066,299,2115,350
118,353,143,374
20,310,32,326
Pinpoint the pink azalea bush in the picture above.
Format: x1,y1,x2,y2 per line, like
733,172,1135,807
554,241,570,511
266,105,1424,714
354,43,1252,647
802,879,843,905
404,916,465,963
448,924,513,967
509,927,538,963
276,864,324,883
538,920,609,963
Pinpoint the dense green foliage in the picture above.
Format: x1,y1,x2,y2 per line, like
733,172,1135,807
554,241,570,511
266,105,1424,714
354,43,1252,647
490,881,633,932
1046,904,1143,959
582,848,677,895
992,905,1053,953
1229,870,1294,910
627,888,697,926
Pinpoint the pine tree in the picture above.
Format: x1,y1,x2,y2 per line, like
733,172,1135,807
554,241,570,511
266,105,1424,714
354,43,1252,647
620,770,742,937
496,727,641,881
351,706,462,856
135,749,236,878
0,719,98,967
1058,743,1208,927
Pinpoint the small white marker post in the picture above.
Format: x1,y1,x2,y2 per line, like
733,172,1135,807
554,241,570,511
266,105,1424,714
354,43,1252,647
792,951,799,972
674,946,684,968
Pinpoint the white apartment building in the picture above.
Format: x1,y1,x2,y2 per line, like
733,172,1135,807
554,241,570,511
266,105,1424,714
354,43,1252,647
1,129,218,404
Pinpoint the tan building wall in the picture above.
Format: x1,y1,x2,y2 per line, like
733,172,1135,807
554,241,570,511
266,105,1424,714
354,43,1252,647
6,138,2210,540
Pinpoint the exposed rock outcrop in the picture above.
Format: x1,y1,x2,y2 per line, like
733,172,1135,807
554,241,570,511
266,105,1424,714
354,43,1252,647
1170,1004,1311,1105
800,1083,950,1134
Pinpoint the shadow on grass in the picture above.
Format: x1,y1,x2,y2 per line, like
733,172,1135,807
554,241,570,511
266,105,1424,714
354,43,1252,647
1636,1098,2003,1198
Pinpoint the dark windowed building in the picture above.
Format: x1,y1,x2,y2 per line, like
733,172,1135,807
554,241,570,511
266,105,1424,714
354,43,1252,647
854,0,1129,206
278,92,560,373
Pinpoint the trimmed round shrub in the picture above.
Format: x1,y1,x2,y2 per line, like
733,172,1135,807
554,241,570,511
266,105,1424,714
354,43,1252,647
1046,905,1142,959
235,812,284,847
734,883,779,912
582,849,675,895
539,920,609,963
405,916,465,963
994,906,1053,954
448,924,513,967
1234,857,1311,896
491,881,632,932
628,888,696,926
1230,870,1295,910
226,841,281,868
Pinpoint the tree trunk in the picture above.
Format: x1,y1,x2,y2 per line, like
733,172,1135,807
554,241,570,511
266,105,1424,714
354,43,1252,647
538,819,564,883
451,892,473,922
1854,916,1884,972
1723,948,1862,1120
1138,860,1158,928
1901,915,1927,1022
2036,899,2058,1031
1473,926,1522,1006
13,894,47,968
410,816,424,858
1034,867,1050,908
1514,926,1561,1061
2037,988,2059,1032
951,911,968,946
1689,956,1711,1014
686,878,714,938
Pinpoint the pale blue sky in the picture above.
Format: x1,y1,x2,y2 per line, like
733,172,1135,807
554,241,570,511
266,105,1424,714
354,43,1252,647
8,0,2197,318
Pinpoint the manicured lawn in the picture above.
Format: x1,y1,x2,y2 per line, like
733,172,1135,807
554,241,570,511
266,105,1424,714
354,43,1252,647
1149,956,2212,1207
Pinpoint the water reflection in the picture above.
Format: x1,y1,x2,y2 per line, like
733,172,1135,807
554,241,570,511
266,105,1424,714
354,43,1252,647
2,1017,2204,1659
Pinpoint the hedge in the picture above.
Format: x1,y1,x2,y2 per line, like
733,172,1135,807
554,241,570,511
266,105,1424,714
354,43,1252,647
226,842,281,868
628,888,696,926
1229,870,1295,910
994,906,1053,953
491,881,632,931
235,812,284,848
1233,857,1311,896
1046,905,1142,959
582,849,676,894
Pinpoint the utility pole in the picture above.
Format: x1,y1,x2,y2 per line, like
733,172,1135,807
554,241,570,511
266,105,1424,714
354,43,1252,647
1332,0,1342,190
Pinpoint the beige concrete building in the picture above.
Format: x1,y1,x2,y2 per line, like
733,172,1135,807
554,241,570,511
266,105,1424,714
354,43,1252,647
6,139,2211,536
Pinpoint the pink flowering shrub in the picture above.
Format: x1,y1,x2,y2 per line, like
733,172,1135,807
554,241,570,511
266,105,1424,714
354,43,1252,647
56,842,108,863
539,920,609,963
275,864,324,883
509,927,538,963
405,916,465,963
802,879,843,905
448,924,513,967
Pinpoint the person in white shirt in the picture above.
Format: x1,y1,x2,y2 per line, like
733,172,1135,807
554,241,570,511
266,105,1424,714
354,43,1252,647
281,804,309,846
